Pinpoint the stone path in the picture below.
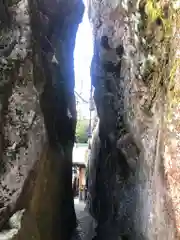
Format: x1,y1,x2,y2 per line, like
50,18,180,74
72,198,123,240
72,198,96,240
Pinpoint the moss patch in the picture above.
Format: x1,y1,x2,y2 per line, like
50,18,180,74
167,11,180,118
138,0,180,119
137,0,176,115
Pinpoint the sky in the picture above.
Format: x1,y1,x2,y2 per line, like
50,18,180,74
74,1,93,119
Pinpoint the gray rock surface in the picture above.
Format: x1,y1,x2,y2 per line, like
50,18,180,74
0,210,25,240
0,0,46,229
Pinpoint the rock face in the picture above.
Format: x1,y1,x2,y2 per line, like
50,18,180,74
88,0,180,239
0,0,84,239
0,0,43,229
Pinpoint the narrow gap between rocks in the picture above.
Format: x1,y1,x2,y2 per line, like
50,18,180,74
72,1,96,239
0,1,179,240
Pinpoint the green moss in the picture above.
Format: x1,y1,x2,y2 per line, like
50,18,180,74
167,52,180,118
166,8,180,120
145,0,162,22
137,0,174,113
137,1,180,119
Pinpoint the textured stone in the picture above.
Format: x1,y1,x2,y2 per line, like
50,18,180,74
87,0,180,239
0,0,84,239
0,0,45,230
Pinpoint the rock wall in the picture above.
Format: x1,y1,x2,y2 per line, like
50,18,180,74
0,0,43,229
88,0,180,239
0,0,84,239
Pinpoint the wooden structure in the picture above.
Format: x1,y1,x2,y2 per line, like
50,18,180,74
72,143,88,200
72,162,86,200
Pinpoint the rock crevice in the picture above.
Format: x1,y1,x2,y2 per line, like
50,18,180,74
0,0,180,239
